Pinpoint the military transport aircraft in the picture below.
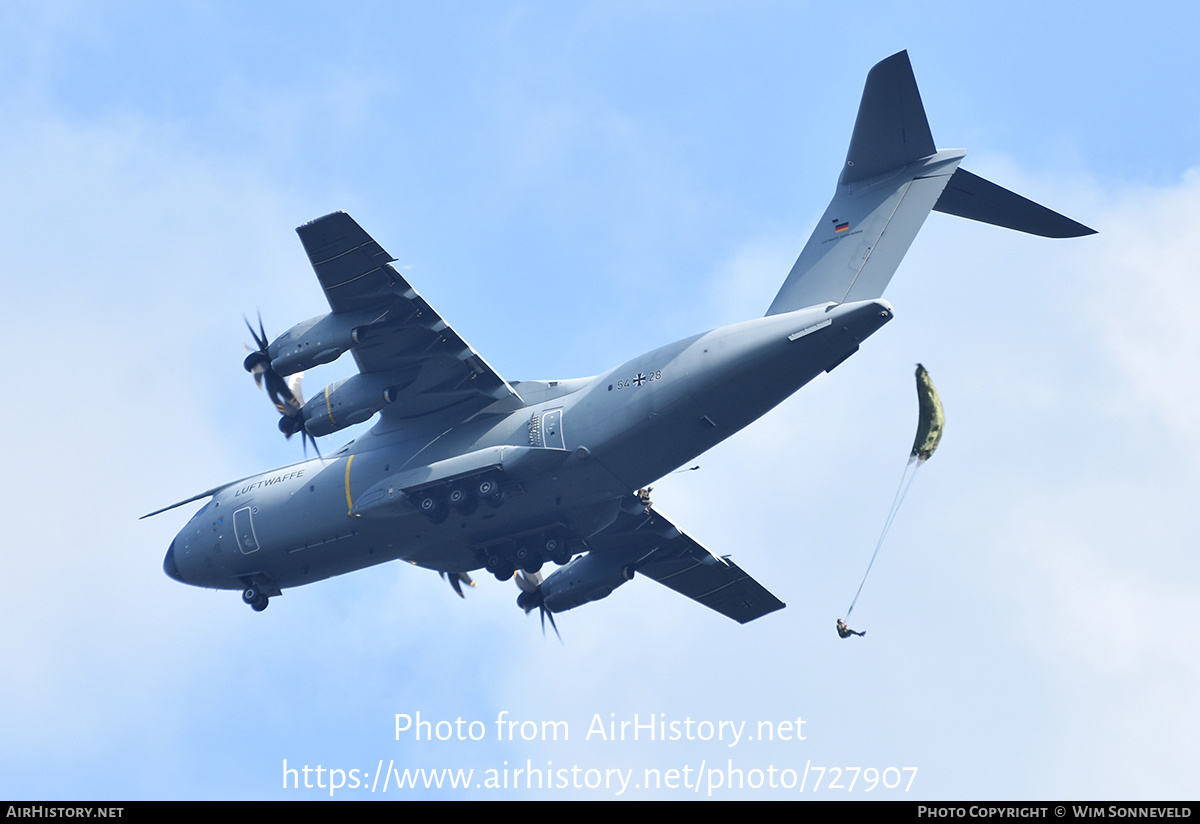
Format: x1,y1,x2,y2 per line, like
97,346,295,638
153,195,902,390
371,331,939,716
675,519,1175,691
145,52,1093,624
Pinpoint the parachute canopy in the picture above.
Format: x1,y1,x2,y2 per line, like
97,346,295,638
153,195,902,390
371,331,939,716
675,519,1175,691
910,363,944,462
847,363,946,619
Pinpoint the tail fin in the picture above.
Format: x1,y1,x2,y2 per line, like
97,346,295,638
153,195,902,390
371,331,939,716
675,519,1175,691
767,51,1094,316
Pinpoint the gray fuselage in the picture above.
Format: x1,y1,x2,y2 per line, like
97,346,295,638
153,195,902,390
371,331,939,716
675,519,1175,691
165,299,892,595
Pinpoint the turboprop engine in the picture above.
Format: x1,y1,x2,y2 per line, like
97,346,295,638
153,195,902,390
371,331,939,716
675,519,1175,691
243,310,403,445
518,552,636,616
267,313,353,376
299,372,416,437
266,309,390,377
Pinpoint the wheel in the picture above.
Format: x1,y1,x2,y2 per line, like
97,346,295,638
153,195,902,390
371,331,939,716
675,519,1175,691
251,595,269,612
546,535,571,565
242,587,259,605
492,561,514,582
418,494,447,523
513,545,542,573
447,484,476,515
477,477,503,506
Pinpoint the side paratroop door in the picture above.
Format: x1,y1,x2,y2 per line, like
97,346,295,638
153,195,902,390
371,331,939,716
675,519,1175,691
233,506,260,554
541,408,565,450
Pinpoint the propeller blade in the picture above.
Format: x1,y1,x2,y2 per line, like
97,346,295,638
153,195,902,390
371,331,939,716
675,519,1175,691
243,313,272,388
287,372,305,408
515,569,543,594
439,571,475,598
304,430,322,459
244,313,269,353
542,606,562,642
515,571,562,641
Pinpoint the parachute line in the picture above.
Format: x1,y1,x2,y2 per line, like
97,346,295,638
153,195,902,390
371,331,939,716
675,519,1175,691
847,460,919,617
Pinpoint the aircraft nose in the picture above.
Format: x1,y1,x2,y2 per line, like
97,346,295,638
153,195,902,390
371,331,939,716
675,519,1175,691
163,540,183,582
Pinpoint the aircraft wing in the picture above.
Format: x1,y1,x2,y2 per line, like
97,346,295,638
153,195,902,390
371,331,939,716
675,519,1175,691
587,503,785,624
296,211,520,419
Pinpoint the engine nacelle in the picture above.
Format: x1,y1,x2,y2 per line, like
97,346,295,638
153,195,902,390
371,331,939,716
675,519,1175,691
301,371,419,437
267,314,352,376
539,552,636,614
269,309,386,377
300,375,383,436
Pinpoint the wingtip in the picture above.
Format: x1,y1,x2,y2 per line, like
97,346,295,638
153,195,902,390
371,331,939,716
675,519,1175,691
1037,218,1098,239
296,210,350,233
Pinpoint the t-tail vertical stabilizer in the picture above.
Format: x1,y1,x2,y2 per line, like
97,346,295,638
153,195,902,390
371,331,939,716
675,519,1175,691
767,51,1094,317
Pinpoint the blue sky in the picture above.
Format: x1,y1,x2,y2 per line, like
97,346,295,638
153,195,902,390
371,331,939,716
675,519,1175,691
2,1,1198,800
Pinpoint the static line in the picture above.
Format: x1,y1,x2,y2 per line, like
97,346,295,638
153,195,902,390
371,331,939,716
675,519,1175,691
847,456,923,618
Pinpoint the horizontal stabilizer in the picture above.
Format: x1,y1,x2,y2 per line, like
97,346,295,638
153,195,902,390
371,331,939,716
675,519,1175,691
933,168,1096,237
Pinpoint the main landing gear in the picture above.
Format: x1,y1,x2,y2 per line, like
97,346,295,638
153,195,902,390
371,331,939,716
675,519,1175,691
481,531,575,581
410,473,574,582
242,586,269,612
413,474,504,525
